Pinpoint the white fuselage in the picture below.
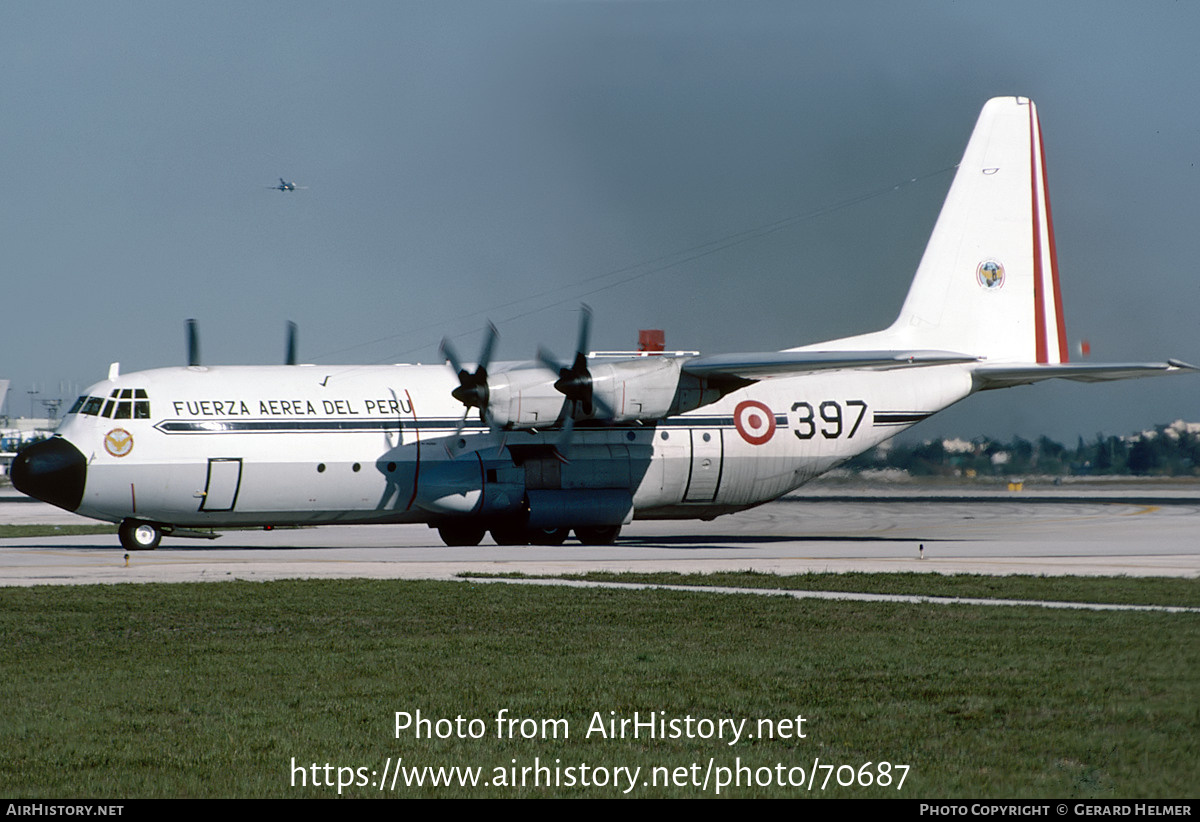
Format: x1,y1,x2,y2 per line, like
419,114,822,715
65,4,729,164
51,362,973,529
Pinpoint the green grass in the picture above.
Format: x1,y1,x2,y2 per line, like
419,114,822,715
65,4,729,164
460,570,1200,609
1,578,1196,798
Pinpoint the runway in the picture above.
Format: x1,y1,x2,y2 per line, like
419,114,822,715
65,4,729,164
2,483,1197,585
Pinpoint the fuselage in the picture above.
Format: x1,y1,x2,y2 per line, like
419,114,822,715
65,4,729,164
16,362,974,533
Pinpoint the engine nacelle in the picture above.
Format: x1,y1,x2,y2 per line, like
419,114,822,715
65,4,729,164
588,357,686,422
485,366,569,429
486,357,705,428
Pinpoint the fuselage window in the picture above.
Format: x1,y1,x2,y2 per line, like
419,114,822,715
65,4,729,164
134,402,150,419
101,401,115,418
114,402,132,420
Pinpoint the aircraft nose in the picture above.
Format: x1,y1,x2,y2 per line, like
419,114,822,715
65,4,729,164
11,437,87,512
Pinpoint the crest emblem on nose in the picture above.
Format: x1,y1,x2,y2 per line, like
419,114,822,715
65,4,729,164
104,428,134,457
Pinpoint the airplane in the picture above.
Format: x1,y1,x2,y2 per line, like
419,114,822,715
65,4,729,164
268,178,307,192
12,97,1195,551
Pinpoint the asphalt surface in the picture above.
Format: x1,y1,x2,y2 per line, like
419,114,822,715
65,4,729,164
2,482,1197,585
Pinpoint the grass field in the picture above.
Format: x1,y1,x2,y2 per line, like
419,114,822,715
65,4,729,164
1,575,1196,798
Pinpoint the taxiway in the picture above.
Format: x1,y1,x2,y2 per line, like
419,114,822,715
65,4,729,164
1,483,1197,586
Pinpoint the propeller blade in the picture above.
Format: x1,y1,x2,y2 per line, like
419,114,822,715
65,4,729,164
536,346,564,374
587,389,614,420
477,322,499,373
443,407,472,459
442,323,500,420
186,319,200,367
552,412,576,463
439,337,465,376
575,304,592,361
285,321,298,365
538,304,613,427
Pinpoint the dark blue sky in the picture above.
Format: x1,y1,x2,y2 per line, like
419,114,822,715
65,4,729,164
3,1,1197,442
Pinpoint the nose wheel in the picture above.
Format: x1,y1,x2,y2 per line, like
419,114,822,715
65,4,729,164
119,519,163,551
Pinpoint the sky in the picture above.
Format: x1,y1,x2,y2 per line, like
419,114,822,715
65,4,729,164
2,1,1197,444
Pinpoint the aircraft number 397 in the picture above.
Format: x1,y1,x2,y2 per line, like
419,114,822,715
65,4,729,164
792,400,867,440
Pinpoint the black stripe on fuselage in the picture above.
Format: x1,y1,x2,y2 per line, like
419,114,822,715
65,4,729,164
872,411,932,426
153,414,790,435
155,419,406,434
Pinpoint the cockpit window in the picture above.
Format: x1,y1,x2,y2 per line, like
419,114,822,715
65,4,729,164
73,389,150,418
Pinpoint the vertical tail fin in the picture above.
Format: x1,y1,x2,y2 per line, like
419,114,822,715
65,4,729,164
809,96,1069,364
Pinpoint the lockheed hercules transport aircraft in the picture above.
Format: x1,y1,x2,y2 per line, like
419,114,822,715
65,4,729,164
13,97,1195,550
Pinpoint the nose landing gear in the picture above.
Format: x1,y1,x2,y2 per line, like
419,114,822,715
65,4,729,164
118,519,163,551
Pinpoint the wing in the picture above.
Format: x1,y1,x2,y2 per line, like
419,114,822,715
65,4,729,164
682,349,980,379
682,349,1195,389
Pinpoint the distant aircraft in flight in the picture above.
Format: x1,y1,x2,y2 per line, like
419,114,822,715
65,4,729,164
268,178,307,192
13,97,1196,551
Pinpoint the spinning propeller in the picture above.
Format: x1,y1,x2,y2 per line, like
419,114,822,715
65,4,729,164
537,305,614,454
438,307,615,458
440,323,500,452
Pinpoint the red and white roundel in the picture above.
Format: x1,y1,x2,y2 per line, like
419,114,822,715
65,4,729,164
734,400,776,445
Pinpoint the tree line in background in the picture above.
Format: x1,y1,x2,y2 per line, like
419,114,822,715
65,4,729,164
848,421,1200,478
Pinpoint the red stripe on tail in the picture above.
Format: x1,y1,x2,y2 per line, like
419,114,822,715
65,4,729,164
1029,104,1048,364
1037,115,1069,363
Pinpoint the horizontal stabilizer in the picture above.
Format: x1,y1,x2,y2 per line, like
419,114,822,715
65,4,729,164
683,349,980,380
973,360,1197,390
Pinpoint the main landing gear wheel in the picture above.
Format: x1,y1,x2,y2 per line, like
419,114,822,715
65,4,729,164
528,527,569,546
573,525,621,545
437,523,486,547
490,523,530,546
118,520,162,551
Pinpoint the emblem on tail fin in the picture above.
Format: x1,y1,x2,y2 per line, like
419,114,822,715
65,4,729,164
976,260,1005,290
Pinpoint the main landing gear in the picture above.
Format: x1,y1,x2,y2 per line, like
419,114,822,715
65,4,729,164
572,525,621,545
435,522,622,547
436,522,487,546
